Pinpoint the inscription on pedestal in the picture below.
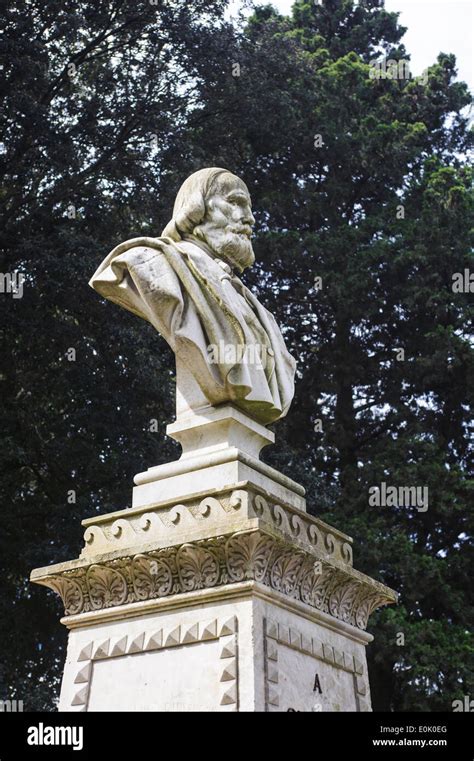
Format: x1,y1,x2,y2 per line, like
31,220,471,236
264,619,370,712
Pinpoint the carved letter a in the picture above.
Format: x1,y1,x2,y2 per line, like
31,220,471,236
313,673,322,694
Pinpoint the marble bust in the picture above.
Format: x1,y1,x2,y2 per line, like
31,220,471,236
89,167,296,424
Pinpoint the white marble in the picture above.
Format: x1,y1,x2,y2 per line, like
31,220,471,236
132,404,305,511
30,168,398,714
58,584,372,713
89,168,297,425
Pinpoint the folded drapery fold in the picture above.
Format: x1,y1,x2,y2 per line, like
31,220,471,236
89,235,296,424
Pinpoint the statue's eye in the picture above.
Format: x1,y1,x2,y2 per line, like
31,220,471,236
228,195,245,206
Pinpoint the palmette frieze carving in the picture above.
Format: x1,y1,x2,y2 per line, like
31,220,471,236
225,532,275,583
176,543,220,591
81,488,354,568
37,529,396,628
87,564,128,610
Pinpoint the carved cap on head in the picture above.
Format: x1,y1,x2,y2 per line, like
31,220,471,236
161,167,246,241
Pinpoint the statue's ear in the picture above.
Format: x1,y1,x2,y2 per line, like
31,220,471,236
175,191,206,235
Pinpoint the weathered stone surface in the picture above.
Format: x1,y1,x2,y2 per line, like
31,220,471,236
30,168,398,711
89,168,297,425
31,468,396,712
31,484,395,632
56,590,376,712
79,485,349,562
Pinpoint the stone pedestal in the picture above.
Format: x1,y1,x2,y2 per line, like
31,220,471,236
31,405,396,712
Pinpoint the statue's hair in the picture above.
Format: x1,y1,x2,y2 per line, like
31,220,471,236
161,167,234,241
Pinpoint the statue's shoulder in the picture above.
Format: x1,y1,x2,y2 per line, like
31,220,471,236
99,236,210,281
91,238,175,284
114,236,171,257
105,237,186,266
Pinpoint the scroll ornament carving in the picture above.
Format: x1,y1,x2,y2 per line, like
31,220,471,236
81,489,354,569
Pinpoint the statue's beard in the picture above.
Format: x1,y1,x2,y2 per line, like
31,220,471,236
197,225,255,272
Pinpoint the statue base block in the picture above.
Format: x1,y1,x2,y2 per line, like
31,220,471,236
57,581,373,712
31,473,396,712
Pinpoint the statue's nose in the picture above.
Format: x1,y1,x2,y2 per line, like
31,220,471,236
243,209,255,226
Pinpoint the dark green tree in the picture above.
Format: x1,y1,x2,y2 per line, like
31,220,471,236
1,0,472,712
165,0,473,710
0,0,233,710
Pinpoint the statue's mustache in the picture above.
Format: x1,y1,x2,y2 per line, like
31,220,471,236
227,225,253,239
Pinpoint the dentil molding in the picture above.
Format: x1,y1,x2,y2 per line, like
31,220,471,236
69,615,239,711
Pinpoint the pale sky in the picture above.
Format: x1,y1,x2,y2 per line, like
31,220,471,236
230,0,473,92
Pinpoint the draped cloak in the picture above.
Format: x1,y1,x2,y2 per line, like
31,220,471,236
89,235,296,424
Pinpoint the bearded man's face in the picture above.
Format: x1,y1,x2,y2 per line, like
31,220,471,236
193,174,255,272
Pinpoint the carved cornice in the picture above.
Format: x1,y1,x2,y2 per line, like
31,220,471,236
81,487,354,568
34,529,396,630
